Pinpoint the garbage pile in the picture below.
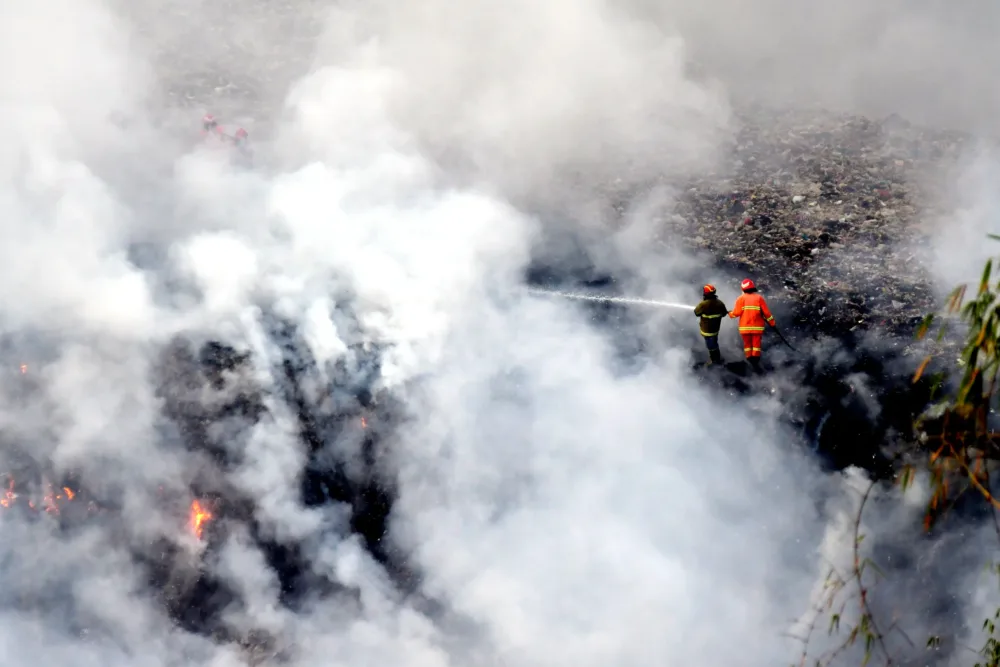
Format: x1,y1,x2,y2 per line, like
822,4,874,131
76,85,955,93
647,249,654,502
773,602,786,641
667,107,974,339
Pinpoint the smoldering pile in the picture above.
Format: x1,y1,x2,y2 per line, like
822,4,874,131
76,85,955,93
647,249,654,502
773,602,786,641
651,108,992,479
528,107,985,486
0,305,414,660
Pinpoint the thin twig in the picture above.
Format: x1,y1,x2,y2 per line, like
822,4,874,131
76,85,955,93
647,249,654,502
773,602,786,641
983,458,1000,546
852,480,893,666
947,441,1000,511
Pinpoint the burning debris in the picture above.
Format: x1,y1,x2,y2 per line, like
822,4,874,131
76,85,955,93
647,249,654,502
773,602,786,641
188,499,214,540
0,309,406,654
149,328,404,630
0,472,217,541
0,474,89,516
1,477,14,508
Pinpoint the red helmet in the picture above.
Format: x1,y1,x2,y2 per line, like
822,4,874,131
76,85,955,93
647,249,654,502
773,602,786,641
234,128,248,140
741,278,756,291
703,284,716,296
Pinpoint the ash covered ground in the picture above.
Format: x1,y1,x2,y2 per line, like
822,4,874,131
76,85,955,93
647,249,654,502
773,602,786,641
4,1,1000,666
674,108,941,336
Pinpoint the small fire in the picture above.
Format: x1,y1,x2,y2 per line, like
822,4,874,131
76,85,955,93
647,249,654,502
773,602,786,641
41,482,75,514
0,478,16,508
0,475,213,536
18,364,26,374
41,480,76,514
0,476,79,515
189,499,213,540
43,489,58,514
360,417,367,429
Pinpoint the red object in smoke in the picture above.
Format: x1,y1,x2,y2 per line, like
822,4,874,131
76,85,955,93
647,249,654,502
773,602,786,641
200,114,224,141
198,114,252,166
703,284,716,296
741,278,756,292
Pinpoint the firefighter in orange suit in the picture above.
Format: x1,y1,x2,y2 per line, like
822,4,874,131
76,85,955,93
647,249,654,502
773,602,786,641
728,278,775,371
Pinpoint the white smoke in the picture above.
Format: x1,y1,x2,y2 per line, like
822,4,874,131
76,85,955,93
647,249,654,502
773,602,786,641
0,0,997,665
924,148,1000,296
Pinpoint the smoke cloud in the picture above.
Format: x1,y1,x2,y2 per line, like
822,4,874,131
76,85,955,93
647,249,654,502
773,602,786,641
1,0,999,665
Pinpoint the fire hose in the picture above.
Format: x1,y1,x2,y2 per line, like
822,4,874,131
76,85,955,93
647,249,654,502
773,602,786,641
772,326,798,352
524,287,694,311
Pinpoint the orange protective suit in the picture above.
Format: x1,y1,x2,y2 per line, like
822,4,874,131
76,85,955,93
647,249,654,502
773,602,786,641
729,292,775,359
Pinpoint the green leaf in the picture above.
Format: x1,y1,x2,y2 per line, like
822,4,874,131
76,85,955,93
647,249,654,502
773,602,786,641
899,465,914,491
916,313,935,340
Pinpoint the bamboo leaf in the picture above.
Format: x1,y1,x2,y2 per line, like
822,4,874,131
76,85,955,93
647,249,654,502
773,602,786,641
916,314,935,340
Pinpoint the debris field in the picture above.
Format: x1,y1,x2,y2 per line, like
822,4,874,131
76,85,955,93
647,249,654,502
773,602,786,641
666,107,978,340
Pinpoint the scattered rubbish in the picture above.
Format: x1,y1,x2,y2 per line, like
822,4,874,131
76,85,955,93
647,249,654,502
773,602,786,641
665,108,949,339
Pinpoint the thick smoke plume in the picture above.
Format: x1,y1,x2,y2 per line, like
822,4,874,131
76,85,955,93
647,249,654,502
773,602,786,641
1,0,999,665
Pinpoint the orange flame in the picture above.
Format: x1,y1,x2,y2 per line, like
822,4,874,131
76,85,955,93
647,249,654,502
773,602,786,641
0,477,79,515
41,480,78,514
0,478,16,508
189,499,213,539
18,364,26,374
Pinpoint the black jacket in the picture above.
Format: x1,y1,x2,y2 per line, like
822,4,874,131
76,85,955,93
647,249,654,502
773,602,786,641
694,296,728,336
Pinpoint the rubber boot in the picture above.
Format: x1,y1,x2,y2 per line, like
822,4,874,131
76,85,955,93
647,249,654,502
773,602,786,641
748,357,762,373
709,349,723,366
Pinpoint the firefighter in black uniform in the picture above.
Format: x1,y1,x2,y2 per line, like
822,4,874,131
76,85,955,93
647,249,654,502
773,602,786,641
694,284,728,365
